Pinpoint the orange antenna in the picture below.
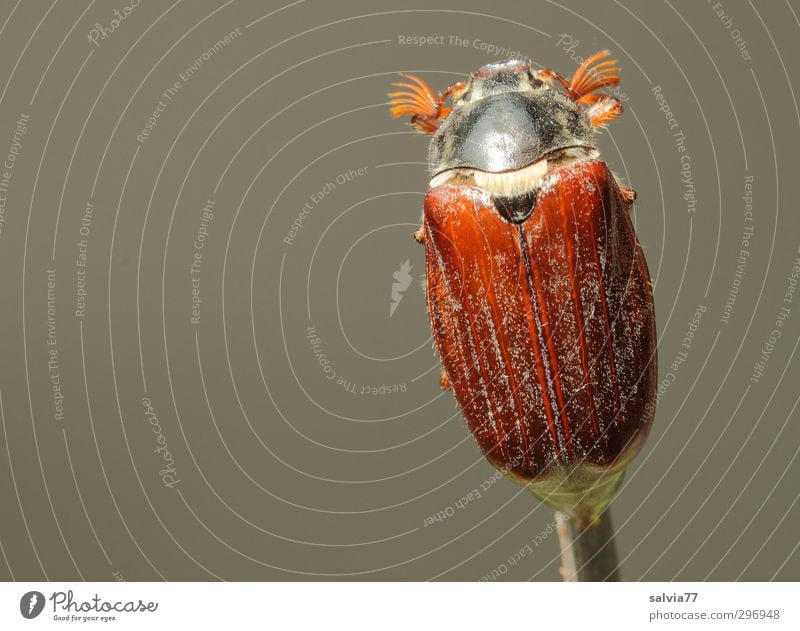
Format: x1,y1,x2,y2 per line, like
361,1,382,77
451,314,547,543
540,50,623,127
569,50,620,101
388,74,465,134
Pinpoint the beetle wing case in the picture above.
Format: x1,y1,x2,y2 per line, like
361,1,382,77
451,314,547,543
423,159,657,515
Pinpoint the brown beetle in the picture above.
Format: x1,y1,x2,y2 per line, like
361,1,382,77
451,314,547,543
390,52,657,525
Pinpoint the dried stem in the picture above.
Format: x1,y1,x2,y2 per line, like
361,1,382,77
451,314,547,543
555,508,621,581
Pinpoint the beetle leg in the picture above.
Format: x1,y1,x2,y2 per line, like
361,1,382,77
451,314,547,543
621,186,637,204
613,172,637,207
439,371,452,390
413,226,425,243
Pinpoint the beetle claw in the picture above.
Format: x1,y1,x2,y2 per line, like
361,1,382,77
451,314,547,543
621,187,637,204
439,372,451,390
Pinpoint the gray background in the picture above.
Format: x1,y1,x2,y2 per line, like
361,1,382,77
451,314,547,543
0,0,798,581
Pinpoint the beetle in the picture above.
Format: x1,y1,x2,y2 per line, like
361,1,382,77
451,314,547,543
389,52,657,525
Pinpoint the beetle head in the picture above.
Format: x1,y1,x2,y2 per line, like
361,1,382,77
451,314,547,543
456,59,545,104
389,51,623,178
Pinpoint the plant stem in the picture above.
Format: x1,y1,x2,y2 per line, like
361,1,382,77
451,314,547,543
555,508,621,581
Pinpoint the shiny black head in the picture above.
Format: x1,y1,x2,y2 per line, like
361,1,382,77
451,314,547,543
461,59,543,101
428,59,594,176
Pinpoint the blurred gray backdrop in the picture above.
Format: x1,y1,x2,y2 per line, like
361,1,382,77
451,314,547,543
0,0,798,581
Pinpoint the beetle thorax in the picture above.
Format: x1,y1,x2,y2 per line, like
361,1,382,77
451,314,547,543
428,60,596,177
